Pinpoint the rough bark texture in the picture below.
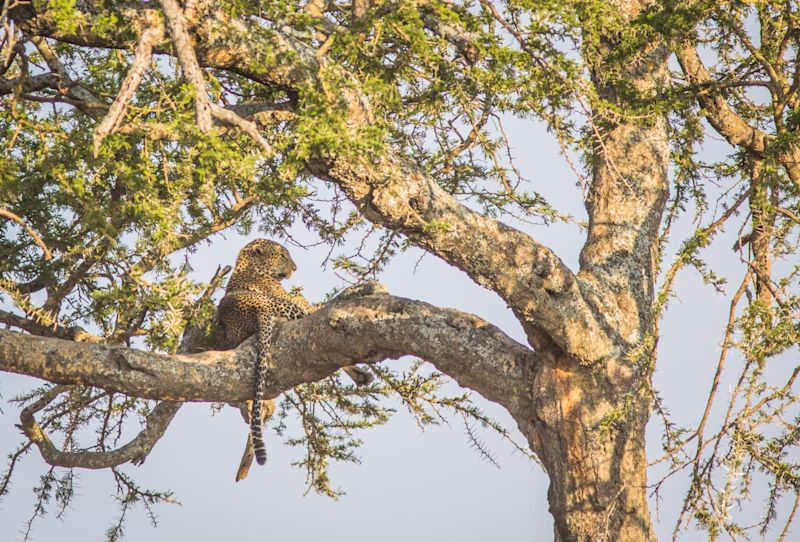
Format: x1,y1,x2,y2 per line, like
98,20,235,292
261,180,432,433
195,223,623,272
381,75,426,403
526,1,669,539
1,2,677,540
0,293,535,421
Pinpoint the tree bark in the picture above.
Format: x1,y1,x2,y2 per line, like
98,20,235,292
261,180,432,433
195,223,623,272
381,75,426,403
526,1,669,539
531,346,655,542
0,292,535,421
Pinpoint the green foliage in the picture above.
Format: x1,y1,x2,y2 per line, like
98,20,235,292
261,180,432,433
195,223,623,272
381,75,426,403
274,360,531,497
39,0,81,35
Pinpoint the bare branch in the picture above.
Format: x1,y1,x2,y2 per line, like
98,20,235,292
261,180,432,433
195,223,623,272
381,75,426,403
93,23,164,157
19,389,180,469
224,101,295,123
159,0,211,130
159,0,273,153
775,206,800,225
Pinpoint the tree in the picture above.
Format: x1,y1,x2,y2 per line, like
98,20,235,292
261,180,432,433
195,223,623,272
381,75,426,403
1,1,798,541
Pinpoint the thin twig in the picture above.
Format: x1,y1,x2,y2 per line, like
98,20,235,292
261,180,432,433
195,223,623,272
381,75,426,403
0,208,52,260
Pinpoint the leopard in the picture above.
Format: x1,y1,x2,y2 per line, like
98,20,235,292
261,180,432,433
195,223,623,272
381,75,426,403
218,238,373,481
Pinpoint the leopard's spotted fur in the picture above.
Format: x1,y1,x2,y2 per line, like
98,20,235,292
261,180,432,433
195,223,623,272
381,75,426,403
218,239,372,481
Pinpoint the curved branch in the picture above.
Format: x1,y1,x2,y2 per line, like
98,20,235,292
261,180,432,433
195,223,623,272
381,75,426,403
311,153,616,361
0,208,52,260
0,293,536,423
19,388,180,469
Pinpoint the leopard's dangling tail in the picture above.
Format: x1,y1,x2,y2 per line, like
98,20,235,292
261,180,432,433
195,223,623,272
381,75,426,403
251,396,268,466
235,399,276,481
250,315,276,466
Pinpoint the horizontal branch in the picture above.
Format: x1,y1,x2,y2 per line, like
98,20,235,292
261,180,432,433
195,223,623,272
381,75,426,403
0,293,536,423
0,309,96,341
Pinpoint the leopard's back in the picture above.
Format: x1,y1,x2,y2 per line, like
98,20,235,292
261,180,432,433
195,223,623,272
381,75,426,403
217,239,310,478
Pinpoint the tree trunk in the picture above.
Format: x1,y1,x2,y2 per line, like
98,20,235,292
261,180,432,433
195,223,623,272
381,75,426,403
2,3,676,539
530,346,656,542
527,2,669,538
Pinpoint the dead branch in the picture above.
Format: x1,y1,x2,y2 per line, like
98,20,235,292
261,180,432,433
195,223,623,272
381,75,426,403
93,23,165,157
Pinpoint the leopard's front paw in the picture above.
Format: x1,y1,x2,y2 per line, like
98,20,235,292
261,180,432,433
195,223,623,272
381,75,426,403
336,280,388,300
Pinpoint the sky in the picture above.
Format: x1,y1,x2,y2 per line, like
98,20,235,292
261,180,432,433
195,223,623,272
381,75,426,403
1,95,797,542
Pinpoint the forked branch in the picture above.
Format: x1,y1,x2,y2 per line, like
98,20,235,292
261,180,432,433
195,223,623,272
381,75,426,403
675,42,800,189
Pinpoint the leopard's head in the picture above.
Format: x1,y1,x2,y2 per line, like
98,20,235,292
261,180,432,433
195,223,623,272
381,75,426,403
236,239,297,280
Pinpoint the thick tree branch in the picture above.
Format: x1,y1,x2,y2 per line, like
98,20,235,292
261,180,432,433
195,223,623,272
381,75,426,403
0,72,61,95
0,293,536,425
31,36,102,109
159,0,212,130
577,4,671,349
92,22,164,156
311,154,617,362
675,43,769,152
